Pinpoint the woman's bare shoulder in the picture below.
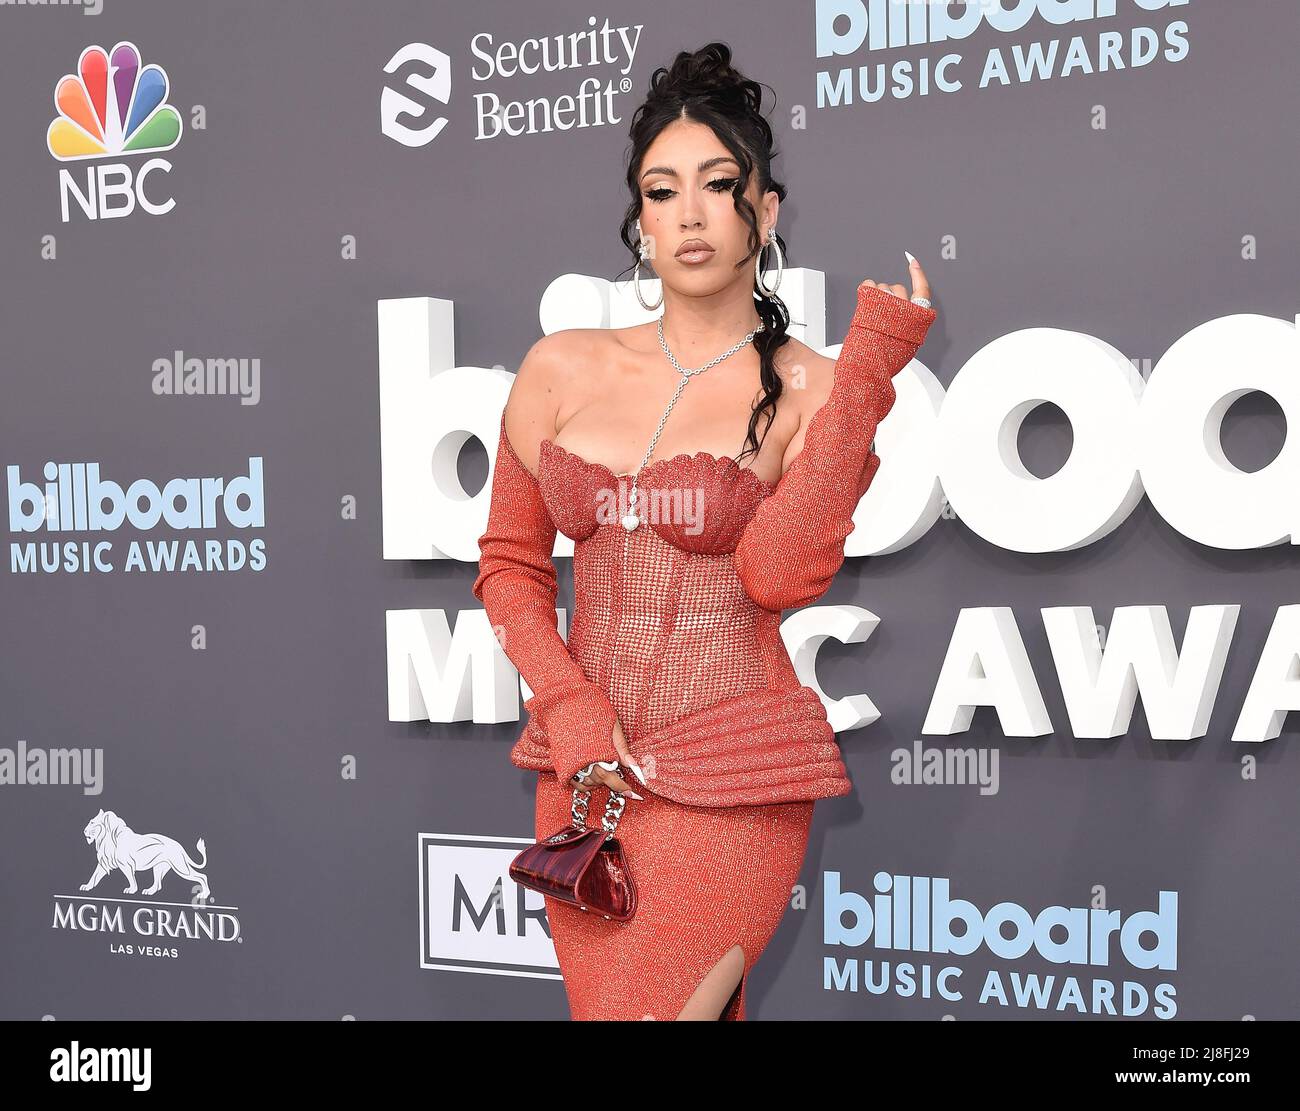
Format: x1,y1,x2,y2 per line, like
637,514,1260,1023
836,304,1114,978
502,327,619,475
520,326,625,390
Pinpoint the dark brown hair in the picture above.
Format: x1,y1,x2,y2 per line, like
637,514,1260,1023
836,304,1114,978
616,41,791,465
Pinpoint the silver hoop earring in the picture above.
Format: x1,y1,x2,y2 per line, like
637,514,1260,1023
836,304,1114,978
633,225,663,312
755,228,784,297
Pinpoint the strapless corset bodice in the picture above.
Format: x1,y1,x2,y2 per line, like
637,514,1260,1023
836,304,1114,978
515,438,847,803
536,437,775,556
532,436,782,746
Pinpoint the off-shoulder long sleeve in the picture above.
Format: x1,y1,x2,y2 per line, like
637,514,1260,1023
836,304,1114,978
733,283,937,612
471,413,621,784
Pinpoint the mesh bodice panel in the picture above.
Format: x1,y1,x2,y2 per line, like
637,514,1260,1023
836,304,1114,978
472,282,938,804
544,463,787,744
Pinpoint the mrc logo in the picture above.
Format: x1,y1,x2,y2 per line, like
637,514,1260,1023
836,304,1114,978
45,41,184,223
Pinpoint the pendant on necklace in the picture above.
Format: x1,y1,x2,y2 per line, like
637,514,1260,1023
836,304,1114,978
621,487,640,531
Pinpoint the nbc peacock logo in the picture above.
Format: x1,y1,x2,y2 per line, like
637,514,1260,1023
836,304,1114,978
46,41,184,223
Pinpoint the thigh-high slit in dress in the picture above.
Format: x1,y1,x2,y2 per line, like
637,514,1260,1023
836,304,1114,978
472,284,936,1020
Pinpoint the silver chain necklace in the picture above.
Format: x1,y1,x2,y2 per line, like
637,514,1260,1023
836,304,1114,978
619,315,764,532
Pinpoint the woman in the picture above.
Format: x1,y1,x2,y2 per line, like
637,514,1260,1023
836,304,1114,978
472,42,936,1020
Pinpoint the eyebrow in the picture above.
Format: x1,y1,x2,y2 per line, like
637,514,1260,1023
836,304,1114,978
639,156,740,182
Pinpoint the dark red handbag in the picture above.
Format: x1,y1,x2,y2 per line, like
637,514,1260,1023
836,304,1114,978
509,785,637,922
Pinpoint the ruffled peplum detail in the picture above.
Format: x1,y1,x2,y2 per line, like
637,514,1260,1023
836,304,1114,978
510,684,851,807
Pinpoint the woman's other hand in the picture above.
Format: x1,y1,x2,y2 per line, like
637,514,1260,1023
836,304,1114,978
570,718,645,798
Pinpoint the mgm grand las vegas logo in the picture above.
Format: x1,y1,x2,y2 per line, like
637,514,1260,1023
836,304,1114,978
51,809,241,957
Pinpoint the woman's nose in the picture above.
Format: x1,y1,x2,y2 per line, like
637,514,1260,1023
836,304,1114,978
678,191,704,229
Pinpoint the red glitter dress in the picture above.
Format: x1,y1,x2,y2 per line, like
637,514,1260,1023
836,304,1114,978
472,283,936,1019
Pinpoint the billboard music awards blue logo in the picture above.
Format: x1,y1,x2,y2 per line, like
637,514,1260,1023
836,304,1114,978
824,871,1178,1018
6,458,266,575
815,0,1191,106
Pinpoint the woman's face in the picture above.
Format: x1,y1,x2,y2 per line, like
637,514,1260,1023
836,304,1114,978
636,117,777,298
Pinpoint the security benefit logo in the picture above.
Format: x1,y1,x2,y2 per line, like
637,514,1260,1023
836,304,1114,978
46,41,183,222
419,833,562,980
381,17,644,146
6,457,266,576
381,43,451,147
51,809,242,960
823,871,1178,1018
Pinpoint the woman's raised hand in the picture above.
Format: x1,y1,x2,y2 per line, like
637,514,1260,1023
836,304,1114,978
859,251,933,309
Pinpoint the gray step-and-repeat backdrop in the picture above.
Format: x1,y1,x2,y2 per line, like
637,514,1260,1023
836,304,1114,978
1,0,1297,1020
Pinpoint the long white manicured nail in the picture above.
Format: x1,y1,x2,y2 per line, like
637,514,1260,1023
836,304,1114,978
630,762,648,785
625,790,644,800
904,250,917,266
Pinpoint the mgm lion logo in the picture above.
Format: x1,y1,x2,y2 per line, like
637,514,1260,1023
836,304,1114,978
79,809,211,901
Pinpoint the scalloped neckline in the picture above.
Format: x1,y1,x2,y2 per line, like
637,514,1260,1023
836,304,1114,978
539,437,777,493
